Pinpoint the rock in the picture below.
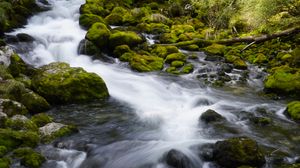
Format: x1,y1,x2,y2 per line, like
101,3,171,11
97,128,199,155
11,115,28,121
79,14,105,29
147,13,170,24
264,65,300,95
78,39,101,56
181,64,194,74
196,144,214,161
165,149,193,168
251,117,272,126
8,53,35,77
5,115,38,131
200,109,225,124
113,45,132,58
0,128,40,150
221,64,233,73
86,22,111,49
129,54,164,72
137,23,170,34
285,101,300,122
39,122,78,143
0,46,14,67
0,157,11,168
165,53,186,63
16,33,35,42
233,59,248,70
109,31,143,49
213,137,265,168
32,62,109,104
205,55,224,62
31,113,53,127
151,45,179,59
13,147,45,168
0,146,7,157
0,112,7,128
171,61,185,68
0,99,28,117
204,44,226,56
159,32,179,44
0,64,13,80
171,25,195,35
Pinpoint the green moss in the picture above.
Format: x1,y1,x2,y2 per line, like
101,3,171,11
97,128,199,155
0,146,7,157
252,117,272,126
0,157,11,168
181,64,194,74
79,2,107,16
181,44,199,51
31,113,53,127
170,24,195,35
142,13,170,25
129,54,164,72
137,23,170,34
113,45,132,58
151,45,179,58
0,65,13,80
171,61,184,68
21,90,50,114
0,129,39,150
5,118,38,131
264,66,300,94
0,99,28,117
204,44,226,56
109,31,143,49
253,53,268,64
41,124,78,143
13,148,45,168
8,53,33,77
285,101,300,122
79,14,105,29
15,74,32,88
166,67,180,75
86,22,111,49
159,33,178,44
165,53,186,63
32,62,109,104
120,52,134,62
104,13,124,26
283,164,300,168
233,59,248,70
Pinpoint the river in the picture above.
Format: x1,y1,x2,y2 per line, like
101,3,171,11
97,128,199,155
8,0,300,167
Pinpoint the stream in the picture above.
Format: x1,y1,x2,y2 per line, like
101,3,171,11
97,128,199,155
7,0,300,167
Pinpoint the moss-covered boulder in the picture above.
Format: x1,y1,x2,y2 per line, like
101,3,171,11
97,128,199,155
32,62,109,104
165,53,186,63
137,23,170,34
5,115,38,131
104,13,124,26
39,122,78,143
171,61,184,68
8,53,34,77
0,65,13,80
170,25,195,35
285,101,300,122
79,1,107,16
129,54,164,72
13,148,45,168
0,157,11,168
0,128,40,150
113,45,132,58
151,45,179,58
181,64,194,74
31,113,53,127
0,99,28,117
79,14,105,30
0,79,50,113
159,33,179,44
213,137,265,168
0,146,7,157
204,44,226,56
109,31,143,49
200,109,225,124
86,22,111,49
264,66,300,94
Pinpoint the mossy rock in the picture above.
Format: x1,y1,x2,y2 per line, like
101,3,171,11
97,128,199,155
283,164,300,168
78,39,101,56
8,53,34,77
5,117,38,131
39,122,78,143
79,3,107,16
32,62,109,104
181,44,199,51
159,33,178,44
109,31,143,49
137,23,170,34
233,59,247,70
264,66,300,94
170,25,195,35
104,13,124,26
0,79,50,113
113,45,132,58
79,14,105,30
165,53,186,63
151,45,179,59
31,113,53,127
166,67,180,75
0,65,13,80
0,99,28,117
129,54,164,72
120,52,134,62
285,101,300,122
291,47,300,68
13,148,45,168
0,128,39,150
181,64,194,74
15,74,32,88
213,137,265,168
253,53,268,64
142,13,170,24
0,146,7,157
171,61,184,68
0,157,11,168
251,117,272,126
86,22,111,49
204,44,226,56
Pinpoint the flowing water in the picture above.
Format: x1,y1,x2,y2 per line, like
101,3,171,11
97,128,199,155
7,0,300,167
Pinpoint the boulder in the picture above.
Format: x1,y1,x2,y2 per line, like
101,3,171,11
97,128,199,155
109,31,143,49
13,147,45,168
78,39,101,56
165,149,193,168
181,64,194,74
5,115,38,131
79,14,105,29
32,62,109,104
0,99,28,117
31,113,53,127
0,46,14,67
86,22,111,49
200,109,225,124
285,101,300,122
0,157,11,168
16,33,35,42
213,137,265,168
39,122,78,143
204,44,226,56
129,54,164,72
151,45,179,59
165,53,186,63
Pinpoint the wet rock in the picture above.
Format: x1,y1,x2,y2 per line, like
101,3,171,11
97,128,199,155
31,113,53,127
284,101,300,122
13,147,45,168
8,53,35,77
204,44,226,56
165,149,193,168
39,122,78,143
196,143,214,161
0,99,28,117
109,31,144,49
200,109,225,124
16,33,35,42
79,14,105,30
32,62,109,104
251,117,272,126
6,115,38,131
213,137,265,168
78,39,101,56
221,64,233,73
85,23,111,50
205,55,224,62
0,46,14,67
129,54,164,72
0,112,7,128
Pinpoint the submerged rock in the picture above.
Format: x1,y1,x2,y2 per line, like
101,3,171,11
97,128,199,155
39,122,78,143
32,62,109,104
200,109,225,124
165,149,193,168
213,137,265,168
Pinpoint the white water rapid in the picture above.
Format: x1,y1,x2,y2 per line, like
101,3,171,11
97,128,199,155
8,0,289,167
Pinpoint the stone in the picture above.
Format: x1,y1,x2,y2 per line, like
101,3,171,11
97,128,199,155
285,101,300,122
165,149,193,168
0,99,28,117
200,109,225,124
39,122,78,143
0,46,14,67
